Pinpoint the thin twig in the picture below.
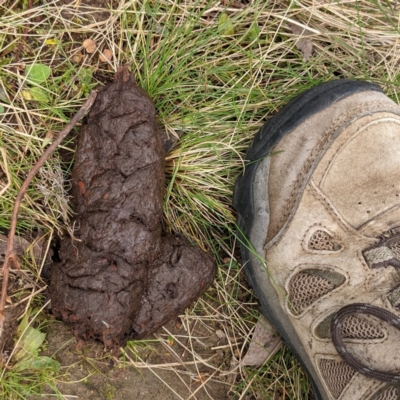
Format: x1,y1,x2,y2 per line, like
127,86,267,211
0,91,97,342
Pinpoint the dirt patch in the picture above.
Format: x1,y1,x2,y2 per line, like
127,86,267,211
50,67,216,349
40,319,230,400
57,0,115,22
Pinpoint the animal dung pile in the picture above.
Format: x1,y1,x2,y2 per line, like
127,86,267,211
50,67,216,348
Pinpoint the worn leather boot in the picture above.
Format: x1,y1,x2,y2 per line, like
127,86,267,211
234,80,400,400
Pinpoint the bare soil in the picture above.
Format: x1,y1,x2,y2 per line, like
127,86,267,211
41,317,231,400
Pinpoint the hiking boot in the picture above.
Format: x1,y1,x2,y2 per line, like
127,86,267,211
233,80,400,400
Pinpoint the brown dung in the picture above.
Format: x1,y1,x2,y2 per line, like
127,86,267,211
50,67,216,348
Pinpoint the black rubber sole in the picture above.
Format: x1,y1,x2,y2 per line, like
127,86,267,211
233,79,382,400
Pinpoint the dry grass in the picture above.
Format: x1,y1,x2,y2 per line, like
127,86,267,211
0,0,400,398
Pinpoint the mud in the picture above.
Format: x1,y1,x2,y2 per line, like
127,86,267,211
50,67,216,348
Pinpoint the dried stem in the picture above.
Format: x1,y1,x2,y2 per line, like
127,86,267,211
0,91,97,340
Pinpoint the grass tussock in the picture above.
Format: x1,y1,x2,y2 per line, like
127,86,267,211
0,0,400,398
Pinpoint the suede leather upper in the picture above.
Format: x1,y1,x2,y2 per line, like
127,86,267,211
263,90,400,399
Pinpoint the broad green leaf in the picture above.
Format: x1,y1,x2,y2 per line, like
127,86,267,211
25,64,51,84
0,105,4,113
15,326,46,360
249,22,260,43
21,90,33,100
167,336,174,346
0,86,8,103
223,259,240,269
45,38,60,45
17,312,29,336
16,356,60,372
218,13,234,36
28,87,49,103
77,68,93,86
145,0,152,16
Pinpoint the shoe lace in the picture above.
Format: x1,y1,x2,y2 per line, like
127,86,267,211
331,230,400,383
331,303,400,383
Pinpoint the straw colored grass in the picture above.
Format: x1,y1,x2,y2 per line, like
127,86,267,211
0,0,399,398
